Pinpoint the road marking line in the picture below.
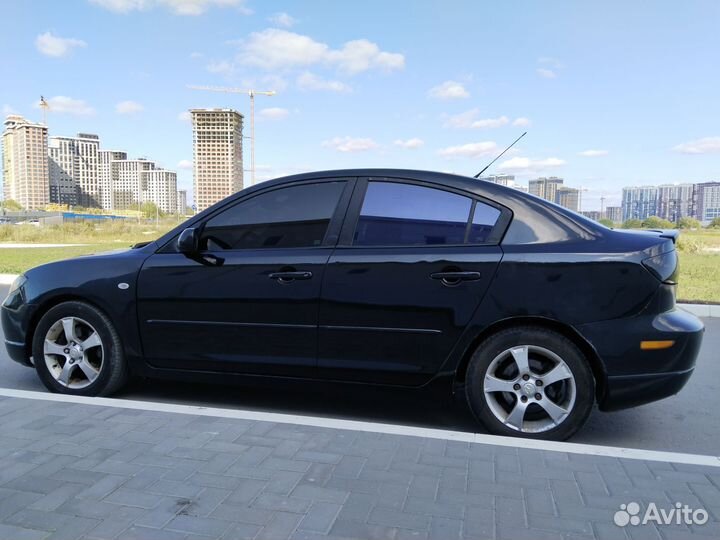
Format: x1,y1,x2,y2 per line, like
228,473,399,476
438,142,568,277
0,388,717,467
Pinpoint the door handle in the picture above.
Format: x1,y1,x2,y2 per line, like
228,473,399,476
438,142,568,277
430,271,482,286
268,271,313,282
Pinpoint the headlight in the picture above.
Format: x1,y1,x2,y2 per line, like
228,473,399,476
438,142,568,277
8,274,27,295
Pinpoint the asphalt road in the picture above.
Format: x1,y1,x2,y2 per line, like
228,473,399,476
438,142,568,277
1,283,717,455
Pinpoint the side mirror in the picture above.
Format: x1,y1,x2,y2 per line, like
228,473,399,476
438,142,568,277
177,227,200,254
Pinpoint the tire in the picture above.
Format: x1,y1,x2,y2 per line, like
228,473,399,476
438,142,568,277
465,326,594,441
32,301,128,397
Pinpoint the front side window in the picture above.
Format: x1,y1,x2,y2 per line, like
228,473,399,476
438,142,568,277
354,182,472,246
201,181,345,250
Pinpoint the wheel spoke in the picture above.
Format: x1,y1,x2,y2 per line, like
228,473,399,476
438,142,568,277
484,375,516,393
44,340,66,356
538,398,569,424
78,360,99,382
81,332,102,350
61,318,78,343
58,361,76,385
541,363,573,386
509,346,530,375
505,400,528,430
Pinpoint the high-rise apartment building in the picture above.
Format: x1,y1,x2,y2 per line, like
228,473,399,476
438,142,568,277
142,169,177,214
656,184,695,222
1,115,49,209
555,186,580,212
695,182,720,224
110,159,156,210
47,134,100,207
177,189,187,214
529,177,564,202
98,150,127,210
191,109,243,212
622,186,658,221
478,174,516,186
605,206,623,223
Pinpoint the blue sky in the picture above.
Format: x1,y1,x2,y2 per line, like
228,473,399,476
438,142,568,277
2,0,719,210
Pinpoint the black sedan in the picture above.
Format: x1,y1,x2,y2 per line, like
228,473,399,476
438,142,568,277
1,169,705,440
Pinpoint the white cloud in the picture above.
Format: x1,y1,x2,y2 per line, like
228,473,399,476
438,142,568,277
393,138,424,149
35,32,86,58
269,12,295,27
234,29,404,74
498,156,566,171
2,104,17,115
672,137,720,154
296,72,351,92
322,136,379,153
36,96,94,116
189,51,203,59
443,109,511,129
178,111,191,122
513,117,531,127
538,56,564,69
177,159,193,169
428,80,469,100
536,68,556,79
438,141,499,158
259,107,289,120
206,60,233,74
89,0,252,15
115,100,143,114
578,149,608,157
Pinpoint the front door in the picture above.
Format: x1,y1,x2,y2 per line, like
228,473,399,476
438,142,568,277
318,178,505,385
137,179,352,376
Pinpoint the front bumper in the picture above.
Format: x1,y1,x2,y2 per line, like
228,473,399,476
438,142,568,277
1,290,36,367
577,308,705,411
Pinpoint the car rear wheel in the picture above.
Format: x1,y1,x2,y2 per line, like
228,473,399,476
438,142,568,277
32,301,128,396
465,326,594,440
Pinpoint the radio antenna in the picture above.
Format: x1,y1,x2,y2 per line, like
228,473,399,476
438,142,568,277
473,131,527,178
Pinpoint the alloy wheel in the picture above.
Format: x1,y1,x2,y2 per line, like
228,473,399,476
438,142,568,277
43,317,104,389
483,345,576,433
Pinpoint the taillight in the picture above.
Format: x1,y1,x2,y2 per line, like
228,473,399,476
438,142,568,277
642,250,678,284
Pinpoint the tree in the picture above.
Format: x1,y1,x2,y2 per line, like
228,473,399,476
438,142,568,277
622,218,642,229
677,216,701,229
642,216,674,229
140,201,164,219
0,199,23,211
708,217,720,229
598,218,614,228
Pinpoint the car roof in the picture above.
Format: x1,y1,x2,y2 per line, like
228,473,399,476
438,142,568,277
245,168,530,206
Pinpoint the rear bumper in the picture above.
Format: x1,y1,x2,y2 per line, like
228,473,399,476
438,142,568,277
577,308,705,411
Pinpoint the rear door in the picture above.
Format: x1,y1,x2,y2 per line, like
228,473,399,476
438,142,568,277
317,177,507,385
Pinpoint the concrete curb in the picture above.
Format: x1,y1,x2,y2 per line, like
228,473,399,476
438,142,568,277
0,273,717,317
0,274,17,285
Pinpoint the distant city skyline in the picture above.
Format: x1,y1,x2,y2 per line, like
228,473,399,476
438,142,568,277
1,1,719,211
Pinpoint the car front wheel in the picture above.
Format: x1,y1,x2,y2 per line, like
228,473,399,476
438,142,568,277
465,326,594,440
32,301,128,397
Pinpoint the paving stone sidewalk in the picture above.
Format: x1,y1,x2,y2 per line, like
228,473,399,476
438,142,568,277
0,395,718,540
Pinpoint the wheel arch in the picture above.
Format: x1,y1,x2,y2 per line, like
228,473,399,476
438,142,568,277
453,316,607,402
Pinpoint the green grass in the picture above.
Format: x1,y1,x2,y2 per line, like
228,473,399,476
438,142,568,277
677,252,720,303
0,244,130,274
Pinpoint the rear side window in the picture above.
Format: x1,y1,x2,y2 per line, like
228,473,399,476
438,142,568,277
201,182,345,250
353,182,483,246
468,202,502,243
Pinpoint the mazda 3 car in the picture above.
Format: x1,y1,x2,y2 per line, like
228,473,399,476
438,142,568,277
1,169,705,440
